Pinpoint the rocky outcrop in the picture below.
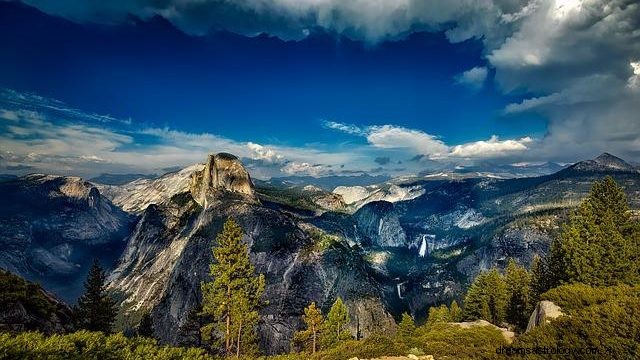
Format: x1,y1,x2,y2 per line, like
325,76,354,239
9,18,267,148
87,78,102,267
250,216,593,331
0,175,133,302
190,153,256,206
354,201,407,247
450,320,515,343
526,301,564,332
0,270,74,334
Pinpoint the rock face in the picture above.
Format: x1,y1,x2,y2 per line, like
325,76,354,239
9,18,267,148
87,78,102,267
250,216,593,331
0,270,74,334
0,175,133,302
526,301,564,332
107,155,395,354
190,153,256,206
354,201,407,247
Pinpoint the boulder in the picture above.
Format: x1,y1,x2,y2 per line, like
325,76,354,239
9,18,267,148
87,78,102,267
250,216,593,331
526,300,564,332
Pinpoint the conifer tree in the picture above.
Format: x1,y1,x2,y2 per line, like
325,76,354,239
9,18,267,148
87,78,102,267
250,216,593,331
396,312,416,344
529,255,548,303
449,300,463,322
200,218,265,357
463,269,507,324
76,259,117,333
504,259,532,331
178,306,203,347
547,177,638,287
426,304,450,325
137,312,154,337
322,297,351,348
292,302,324,353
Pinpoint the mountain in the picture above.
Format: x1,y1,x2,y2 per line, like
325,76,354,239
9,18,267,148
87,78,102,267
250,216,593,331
0,174,134,303
106,154,395,353
265,174,390,191
3,152,640,354
561,152,638,174
89,173,158,186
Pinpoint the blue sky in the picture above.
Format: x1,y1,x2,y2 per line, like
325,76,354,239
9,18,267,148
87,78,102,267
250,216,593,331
1,0,639,178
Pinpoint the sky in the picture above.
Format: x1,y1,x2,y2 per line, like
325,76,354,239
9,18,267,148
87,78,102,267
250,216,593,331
0,0,639,179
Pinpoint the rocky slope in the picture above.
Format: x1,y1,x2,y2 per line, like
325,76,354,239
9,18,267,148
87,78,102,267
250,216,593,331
0,174,134,302
0,270,74,334
107,154,395,354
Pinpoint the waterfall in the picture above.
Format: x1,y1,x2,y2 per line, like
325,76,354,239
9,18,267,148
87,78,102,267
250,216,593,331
418,235,428,257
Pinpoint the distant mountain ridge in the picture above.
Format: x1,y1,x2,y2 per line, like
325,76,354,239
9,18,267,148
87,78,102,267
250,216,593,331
561,152,638,174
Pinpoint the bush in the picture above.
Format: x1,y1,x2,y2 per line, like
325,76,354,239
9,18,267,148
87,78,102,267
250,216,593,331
416,323,508,360
310,333,407,360
514,295,640,359
0,331,213,360
541,283,640,314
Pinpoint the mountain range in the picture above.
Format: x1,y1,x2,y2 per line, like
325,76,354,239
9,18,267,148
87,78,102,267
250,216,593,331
1,152,639,353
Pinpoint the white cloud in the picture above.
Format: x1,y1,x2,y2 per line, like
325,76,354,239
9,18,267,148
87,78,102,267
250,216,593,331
280,162,332,177
455,66,488,89
366,125,449,156
449,135,533,158
246,142,285,163
326,121,535,160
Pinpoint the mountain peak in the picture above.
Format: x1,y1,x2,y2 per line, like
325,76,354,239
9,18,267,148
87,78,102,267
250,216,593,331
190,153,256,206
566,152,637,173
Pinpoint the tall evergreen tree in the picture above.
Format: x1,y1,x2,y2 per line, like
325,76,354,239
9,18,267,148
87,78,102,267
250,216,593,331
137,312,154,338
529,255,549,303
396,312,416,346
504,259,532,331
76,259,117,333
426,304,450,325
547,177,638,287
463,269,508,324
178,306,203,347
200,218,265,357
292,302,324,353
449,300,463,322
322,297,351,348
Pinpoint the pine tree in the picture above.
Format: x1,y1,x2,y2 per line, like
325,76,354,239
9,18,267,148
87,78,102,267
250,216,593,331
322,297,351,348
396,312,416,345
178,306,203,347
292,302,324,353
462,269,507,324
504,259,532,331
529,255,548,303
76,259,117,333
547,177,638,287
449,300,462,322
137,312,154,337
426,304,450,325
200,218,265,357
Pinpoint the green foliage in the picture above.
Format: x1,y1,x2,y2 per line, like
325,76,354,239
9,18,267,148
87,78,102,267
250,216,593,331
396,312,416,347
541,283,640,314
0,331,212,360
310,333,406,360
0,269,56,320
449,300,463,322
178,306,203,348
417,323,508,359
547,176,639,287
426,305,450,325
137,312,154,338
504,259,533,331
292,302,324,353
514,290,640,359
76,259,117,333
463,269,508,325
321,297,351,349
200,218,265,357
